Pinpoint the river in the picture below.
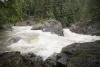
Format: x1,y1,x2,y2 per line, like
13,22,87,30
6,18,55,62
0,26,100,60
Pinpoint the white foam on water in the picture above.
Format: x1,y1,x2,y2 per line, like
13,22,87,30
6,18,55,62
7,26,100,60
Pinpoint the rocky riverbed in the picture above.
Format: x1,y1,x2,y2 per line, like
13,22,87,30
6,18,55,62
0,20,100,67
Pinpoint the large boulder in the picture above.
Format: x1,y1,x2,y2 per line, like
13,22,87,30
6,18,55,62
31,19,64,36
56,53,69,67
0,52,44,67
0,52,62,67
44,53,68,67
22,53,44,67
62,41,100,55
0,52,26,67
60,41,100,67
44,54,58,67
70,21,100,36
68,55,100,67
42,19,64,36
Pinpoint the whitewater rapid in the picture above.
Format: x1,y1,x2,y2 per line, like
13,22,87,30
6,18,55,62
7,26,100,60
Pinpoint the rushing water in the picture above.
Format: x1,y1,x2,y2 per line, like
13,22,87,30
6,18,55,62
2,26,100,60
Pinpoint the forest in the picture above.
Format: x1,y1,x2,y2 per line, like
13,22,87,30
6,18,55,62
0,0,100,28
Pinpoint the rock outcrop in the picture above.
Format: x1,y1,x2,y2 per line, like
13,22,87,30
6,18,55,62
42,19,64,36
70,21,100,36
0,52,26,67
0,52,44,67
60,41,100,67
31,19,64,36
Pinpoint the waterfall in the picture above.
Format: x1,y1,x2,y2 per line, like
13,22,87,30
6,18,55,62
7,26,100,60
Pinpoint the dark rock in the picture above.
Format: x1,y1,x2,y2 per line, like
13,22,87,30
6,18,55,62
70,21,100,36
23,55,44,67
56,53,68,67
31,19,64,36
65,21,100,66
44,53,58,67
42,19,64,36
62,41,100,55
44,53,68,67
68,55,100,67
0,52,44,67
61,41,100,67
0,51,26,67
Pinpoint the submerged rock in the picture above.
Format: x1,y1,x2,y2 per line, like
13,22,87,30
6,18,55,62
70,21,100,36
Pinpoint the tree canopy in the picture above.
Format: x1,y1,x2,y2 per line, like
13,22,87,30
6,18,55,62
0,0,100,27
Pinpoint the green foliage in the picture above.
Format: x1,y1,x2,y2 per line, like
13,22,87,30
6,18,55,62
52,0,86,26
0,0,100,27
79,0,100,21
33,0,54,19
0,0,27,26
86,0,100,20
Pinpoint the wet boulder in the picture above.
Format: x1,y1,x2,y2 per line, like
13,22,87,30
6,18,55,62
44,53,68,67
56,53,68,67
67,55,100,67
31,19,64,36
61,41,100,67
62,41,100,55
44,53,58,67
22,52,45,67
0,52,44,67
42,19,64,36
0,52,26,67
70,20,100,36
